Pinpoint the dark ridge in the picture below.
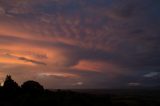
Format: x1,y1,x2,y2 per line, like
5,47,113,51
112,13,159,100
0,75,159,106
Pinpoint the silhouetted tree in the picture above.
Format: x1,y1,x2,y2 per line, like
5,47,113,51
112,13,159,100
21,80,44,94
3,75,19,92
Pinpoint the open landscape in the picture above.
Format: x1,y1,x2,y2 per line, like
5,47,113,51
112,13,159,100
0,75,159,106
0,0,159,105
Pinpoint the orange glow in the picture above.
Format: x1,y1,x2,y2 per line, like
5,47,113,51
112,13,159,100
0,41,75,68
71,60,108,72
0,57,34,65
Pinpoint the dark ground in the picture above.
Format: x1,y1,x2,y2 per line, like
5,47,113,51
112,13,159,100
1,75,160,106
0,88,160,106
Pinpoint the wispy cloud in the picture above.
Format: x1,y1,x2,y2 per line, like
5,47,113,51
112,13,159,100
18,57,47,66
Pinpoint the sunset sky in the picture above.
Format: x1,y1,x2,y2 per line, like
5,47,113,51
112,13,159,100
0,0,159,89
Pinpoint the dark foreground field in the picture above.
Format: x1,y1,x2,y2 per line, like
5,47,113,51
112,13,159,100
0,88,160,106
0,75,159,106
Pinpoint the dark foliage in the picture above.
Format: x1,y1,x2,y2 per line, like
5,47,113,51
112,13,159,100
3,75,19,90
2,75,20,95
0,75,159,106
21,80,44,94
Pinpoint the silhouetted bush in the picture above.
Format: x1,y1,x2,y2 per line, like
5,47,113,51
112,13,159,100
21,80,44,94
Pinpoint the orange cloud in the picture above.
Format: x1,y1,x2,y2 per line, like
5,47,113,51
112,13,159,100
71,60,107,72
71,60,126,78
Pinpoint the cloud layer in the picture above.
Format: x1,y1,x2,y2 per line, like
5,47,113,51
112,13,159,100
0,0,159,88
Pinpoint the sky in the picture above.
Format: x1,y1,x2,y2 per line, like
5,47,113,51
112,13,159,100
0,0,159,89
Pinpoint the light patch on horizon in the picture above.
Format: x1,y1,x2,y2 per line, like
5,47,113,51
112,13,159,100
38,72,79,79
144,72,160,78
72,82,83,86
128,82,141,87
